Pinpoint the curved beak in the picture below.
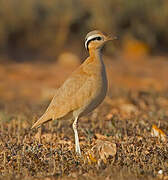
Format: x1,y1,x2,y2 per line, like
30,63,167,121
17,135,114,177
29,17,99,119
106,35,118,41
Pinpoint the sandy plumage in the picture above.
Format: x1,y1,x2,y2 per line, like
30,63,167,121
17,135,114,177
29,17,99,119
32,30,115,155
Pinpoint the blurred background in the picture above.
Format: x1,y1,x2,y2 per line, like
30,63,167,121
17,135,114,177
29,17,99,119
0,0,168,103
0,0,168,60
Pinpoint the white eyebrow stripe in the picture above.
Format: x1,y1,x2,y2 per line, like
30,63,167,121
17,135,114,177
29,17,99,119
85,34,100,49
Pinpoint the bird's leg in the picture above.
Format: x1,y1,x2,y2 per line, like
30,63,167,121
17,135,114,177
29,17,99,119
72,116,81,155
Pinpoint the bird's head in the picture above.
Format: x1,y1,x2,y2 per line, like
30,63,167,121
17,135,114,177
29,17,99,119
85,30,117,52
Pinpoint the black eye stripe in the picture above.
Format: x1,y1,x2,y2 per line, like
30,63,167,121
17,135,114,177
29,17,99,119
96,37,101,40
88,36,102,42
86,36,102,50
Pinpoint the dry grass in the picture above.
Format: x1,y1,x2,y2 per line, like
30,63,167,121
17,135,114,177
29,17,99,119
0,56,168,180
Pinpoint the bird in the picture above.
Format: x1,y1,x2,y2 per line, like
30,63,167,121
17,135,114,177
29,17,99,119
31,30,117,155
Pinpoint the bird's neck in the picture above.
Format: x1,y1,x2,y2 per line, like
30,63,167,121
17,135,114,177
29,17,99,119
88,48,103,64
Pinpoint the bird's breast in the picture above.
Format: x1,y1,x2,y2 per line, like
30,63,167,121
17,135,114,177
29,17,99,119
77,62,108,117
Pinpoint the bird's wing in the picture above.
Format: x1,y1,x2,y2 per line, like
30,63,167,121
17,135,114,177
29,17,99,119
48,67,95,118
32,64,96,128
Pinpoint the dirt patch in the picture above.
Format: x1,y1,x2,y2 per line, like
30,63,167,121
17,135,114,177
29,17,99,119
0,56,168,179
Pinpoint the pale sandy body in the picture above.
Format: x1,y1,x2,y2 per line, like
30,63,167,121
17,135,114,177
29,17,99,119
32,49,107,128
32,30,115,155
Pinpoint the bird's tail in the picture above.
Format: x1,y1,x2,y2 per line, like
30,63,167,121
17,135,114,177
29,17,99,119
31,113,52,129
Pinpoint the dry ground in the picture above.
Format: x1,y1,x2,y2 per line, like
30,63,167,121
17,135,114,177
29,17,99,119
0,55,168,180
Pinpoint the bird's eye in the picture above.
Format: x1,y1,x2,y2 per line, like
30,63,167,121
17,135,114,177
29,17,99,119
96,37,102,41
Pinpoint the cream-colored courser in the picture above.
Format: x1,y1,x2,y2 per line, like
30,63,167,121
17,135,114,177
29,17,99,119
32,30,117,155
